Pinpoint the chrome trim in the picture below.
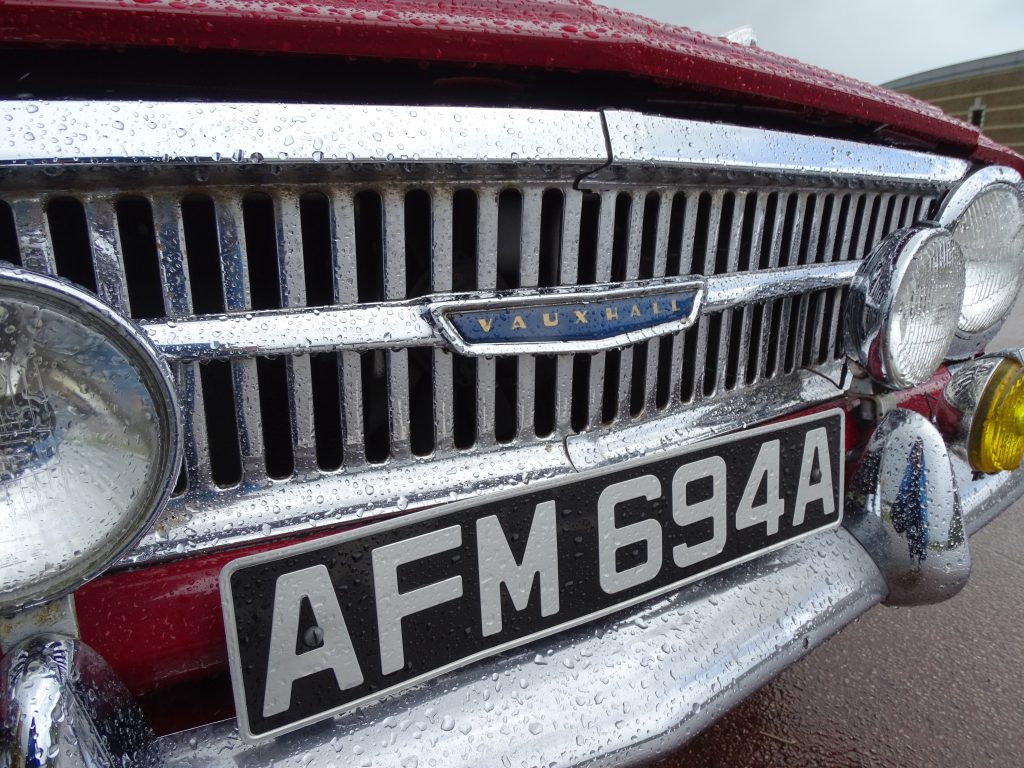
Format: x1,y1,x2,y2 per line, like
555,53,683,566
0,102,607,168
143,263,858,362
937,166,1024,360
843,408,970,606
844,226,965,388
0,634,154,768
597,111,969,185
126,366,847,565
0,267,183,610
156,526,888,768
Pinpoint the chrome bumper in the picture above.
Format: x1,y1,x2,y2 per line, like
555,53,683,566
4,411,1023,768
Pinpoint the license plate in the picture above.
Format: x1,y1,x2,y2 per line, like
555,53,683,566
222,409,843,742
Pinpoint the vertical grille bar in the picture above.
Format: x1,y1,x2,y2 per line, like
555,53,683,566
734,192,768,386
809,193,843,364
555,189,582,433
476,187,499,447
212,193,265,482
644,190,674,413
616,191,648,420
274,191,317,475
381,189,411,459
330,190,366,466
518,187,543,439
430,187,455,453
668,191,699,404
853,193,877,259
774,192,807,375
587,191,616,429
790,193,823,369
150,192,211,489
753,192,789,385
713,191,747,395
691,190,725,400
10,197,57,274
867,193,892,250
81,195,130,312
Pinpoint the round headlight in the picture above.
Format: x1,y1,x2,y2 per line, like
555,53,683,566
0,267,180,612
938,166,1024,340
846,227,966,389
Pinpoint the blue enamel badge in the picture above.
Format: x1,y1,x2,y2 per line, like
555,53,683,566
431,280,704,355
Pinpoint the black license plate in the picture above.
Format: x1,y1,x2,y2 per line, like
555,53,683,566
222,409,843,742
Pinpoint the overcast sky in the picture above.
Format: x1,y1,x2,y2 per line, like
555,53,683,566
601,0,1024,85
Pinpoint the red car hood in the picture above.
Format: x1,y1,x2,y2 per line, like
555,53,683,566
1,0,1020,170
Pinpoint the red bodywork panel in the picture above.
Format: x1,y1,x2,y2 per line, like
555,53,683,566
0,0,1021,171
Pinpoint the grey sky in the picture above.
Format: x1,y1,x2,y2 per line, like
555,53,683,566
601,1,1024,85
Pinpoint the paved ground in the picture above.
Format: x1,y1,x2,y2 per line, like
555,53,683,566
660,302,1024,767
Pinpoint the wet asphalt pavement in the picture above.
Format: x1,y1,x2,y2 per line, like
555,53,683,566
659,306,1024,767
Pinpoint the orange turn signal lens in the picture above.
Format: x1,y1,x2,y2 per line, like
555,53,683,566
969,358,1024,473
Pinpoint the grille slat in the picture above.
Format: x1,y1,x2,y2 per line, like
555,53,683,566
211,194,265,482
715,192,747,395
12,197,57,274
382,190,412,460
615,191,648,421
692,190,726,400
273,192,317,475
734,192,769,386
667,191,699,405
587,191,617,428
475,187,499,448
517,187,543,440
82,195,130,312
430,188,456,455
555,189,583,434
643,190,675,415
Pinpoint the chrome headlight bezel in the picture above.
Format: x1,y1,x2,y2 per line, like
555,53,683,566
845,226,966,389
938,165,1024,360
0,266,182,612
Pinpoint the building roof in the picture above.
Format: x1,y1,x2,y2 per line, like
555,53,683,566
883,49,1024,90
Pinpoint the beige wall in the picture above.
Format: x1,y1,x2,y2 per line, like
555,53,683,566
897,66,1024,152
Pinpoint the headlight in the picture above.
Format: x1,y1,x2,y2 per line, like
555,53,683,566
938,166,1024,343
0,267,180,612
845,227,966,389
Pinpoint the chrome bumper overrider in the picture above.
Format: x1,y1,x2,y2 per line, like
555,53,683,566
4,410,1023,768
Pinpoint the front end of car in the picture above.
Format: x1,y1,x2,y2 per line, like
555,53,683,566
1,3,1023,766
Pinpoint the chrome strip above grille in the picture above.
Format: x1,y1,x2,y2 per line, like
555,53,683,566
0,100,965,566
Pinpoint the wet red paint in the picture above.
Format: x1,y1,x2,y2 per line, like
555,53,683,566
0,0,1021,170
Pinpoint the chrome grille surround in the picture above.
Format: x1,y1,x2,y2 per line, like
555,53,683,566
0,101,968,565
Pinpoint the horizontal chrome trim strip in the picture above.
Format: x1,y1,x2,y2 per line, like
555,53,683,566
0,101,966,188
143,264,858,361
153,526,887,767
125,366,846,565
0,102,608,167
601,111,970,185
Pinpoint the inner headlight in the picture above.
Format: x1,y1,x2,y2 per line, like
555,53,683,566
846,227,966,389
0,267,180,612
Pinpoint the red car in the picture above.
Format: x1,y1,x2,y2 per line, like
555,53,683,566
1,2,1023,765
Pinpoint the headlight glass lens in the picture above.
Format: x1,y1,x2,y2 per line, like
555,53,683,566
0,270,179,611
969,358,1024,473
886,233,966,386
950,185,1024,334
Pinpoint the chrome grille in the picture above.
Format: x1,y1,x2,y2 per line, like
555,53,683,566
0,101,966,563
0,185,937,483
